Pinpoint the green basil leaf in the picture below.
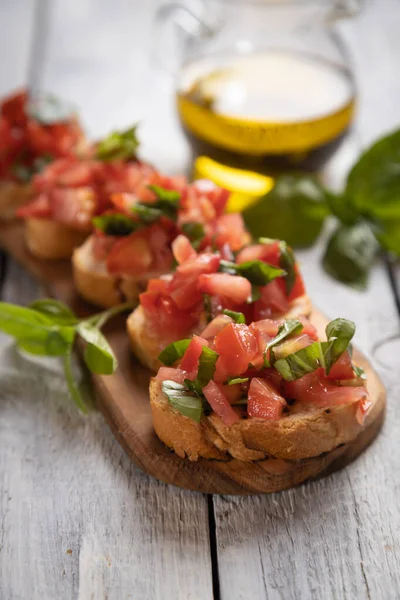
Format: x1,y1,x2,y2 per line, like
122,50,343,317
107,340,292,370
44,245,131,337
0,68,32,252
219,259,286,286
92,213,138,236
63,349,89,413
181,222,205,250
95,125,139,161
279,241,296,295
148,185,181,204
158,339,192,366
161,380,203,422
132,203,164,224
324,318,355,374
197,346,219,386
29,299,78,325
222,309,245,324
323,222,380,289
17,330,71,356
243,174,329,248
353,365,367,380
274,340,332,381
226,377,249,385
27,93,74,124
77,323,117,375
266,319,304,363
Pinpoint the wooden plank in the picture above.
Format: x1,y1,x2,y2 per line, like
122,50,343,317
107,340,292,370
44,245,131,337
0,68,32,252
0,259,214,600
213,1,400,598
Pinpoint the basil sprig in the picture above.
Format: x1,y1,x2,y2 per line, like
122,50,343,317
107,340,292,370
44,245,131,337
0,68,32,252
0,299,131,412
161,380,203,422
219,259,286,286
274,317,355,381
95,125,139,161
222,309,245,324
158,339,192,366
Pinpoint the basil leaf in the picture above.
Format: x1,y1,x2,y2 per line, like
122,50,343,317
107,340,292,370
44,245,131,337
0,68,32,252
63,348,89,414
222,309,245,324
181,222,205,250
267,319,304,363
27,93,74,124
77,323,117,375
197,346,219,386
323,222,380,289
148,185,181,204
353,365,367,380
243,174,329,248
158,339,192,366
324,318,355,374
92,213,138,236
17,330,71,356
219,259,285,286
226,377,249,385
29,299,78,325
161,380,203,422
95,126,139,161
278,241,296,295
132,203,164,224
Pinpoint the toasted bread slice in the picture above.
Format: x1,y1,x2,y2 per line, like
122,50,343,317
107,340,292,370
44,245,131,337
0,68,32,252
25,218,89,260
150,378,369,462
0,181,34,221
72,237,164,308
127,294,312,373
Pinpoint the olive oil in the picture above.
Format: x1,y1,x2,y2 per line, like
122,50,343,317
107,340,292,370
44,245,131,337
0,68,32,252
177,50,355,173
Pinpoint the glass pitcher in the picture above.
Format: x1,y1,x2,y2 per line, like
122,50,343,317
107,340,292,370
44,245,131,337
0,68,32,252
154,0,361,175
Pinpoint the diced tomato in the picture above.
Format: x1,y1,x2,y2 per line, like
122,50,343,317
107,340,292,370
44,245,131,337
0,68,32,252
172,235,197,265
56,161,94,187
91,234,117,261
355,397,372,424
202,380,240,426
251,319,281,337
272,334,314,361
50,187,95,229
147,278,170,295
192,179,229,217
298,317,318,341
198,273,251,304
326,351,355,381
176,252,220,277
169,274,202,310
107,232,153,275
180,335,208,380
284,369,368,408
254,280,290,319
214,323,258,376
156,367,186,385
140,292,198,341
288,266,306,301
237,241,281,267
248,378,286,420
1,90,27,126
16,193,51,218
201,314,233,339
110,192,138,213
215,213,249,251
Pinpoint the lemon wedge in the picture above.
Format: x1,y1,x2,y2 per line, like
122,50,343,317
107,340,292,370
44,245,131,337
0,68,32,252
194,156,275,212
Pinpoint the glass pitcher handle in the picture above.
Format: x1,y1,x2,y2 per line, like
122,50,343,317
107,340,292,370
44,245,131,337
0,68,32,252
152,2,215,75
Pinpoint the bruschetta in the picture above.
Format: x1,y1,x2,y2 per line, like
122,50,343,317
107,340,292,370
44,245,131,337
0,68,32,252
150,316,371,461
0,89,85,220
72,180,250,307
128,236,310,371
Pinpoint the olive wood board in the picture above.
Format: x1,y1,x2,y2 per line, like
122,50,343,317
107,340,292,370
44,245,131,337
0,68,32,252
0,221,387,495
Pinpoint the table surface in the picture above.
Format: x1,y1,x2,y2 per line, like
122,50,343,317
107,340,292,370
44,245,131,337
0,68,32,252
1,1,400,599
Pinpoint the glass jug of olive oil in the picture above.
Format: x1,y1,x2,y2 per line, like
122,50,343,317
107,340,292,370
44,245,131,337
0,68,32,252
155,0,360,176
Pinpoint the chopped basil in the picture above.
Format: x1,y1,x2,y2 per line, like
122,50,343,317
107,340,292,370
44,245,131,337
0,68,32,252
92,213,138,236
161,380,203,422
132,185,181,224
197,346,219,386
95,125,139,161
273,318,356,381
353,365,367,380
266,319,304,365
181,222,205,250
258,237,297,296
147,185,180,203
158,339,192,366
131,203,164,224
222,309,245,324
219,259,285,286
226,377,249,385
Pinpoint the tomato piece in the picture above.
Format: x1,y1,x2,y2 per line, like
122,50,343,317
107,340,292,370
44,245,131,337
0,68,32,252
147,278,170,295
237,241,281,267
198,273,251,304
248,377,286,420
251,319,281,337
140,293,198,341
16,193,51,218
284,369,368,408
288,266,306,301
201,314,233,339
1,90,27,126
91,234,117,261
172,235,197,265
297,317,318,341
215,213,249,251
254,280,290,319
169,276,203,310
214,323,258,376
180,335,208,380
177,252,220,277
107,232,153,275
203,380,240,426
356,397,372,424
57,161,94,187
326,351,355,381
156,367,186,385
50,187,95,229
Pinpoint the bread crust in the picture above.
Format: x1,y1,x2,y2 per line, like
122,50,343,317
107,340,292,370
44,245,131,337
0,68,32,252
25,218,89,260
150,378,370,462
0,181,34,220
127,295,312,372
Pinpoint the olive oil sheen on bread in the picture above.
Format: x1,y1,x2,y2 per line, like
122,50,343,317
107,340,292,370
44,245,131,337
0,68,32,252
177,51,355,172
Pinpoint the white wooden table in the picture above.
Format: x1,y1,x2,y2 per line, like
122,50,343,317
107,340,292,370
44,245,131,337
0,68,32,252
1,1,400,598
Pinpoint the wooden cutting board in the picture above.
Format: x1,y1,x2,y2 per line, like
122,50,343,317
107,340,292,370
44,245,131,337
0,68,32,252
0,221,386,495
